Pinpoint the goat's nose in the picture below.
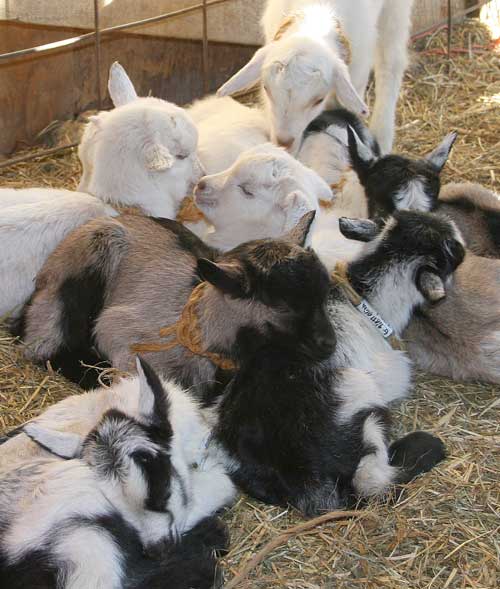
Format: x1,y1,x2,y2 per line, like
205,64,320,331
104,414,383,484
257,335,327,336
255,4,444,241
277,137,294,150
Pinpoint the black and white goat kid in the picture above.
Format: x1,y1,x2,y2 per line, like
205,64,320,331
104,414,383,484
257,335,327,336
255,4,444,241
347,126,500,258
215,211,465,516
0,358,229,589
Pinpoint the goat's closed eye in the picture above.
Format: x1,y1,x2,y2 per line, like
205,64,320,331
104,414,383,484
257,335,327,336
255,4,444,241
312,97,324,108
177,153,188,160
240,185,254,198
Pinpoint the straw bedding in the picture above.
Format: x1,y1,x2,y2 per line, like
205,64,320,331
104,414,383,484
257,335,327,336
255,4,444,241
0,20,498,589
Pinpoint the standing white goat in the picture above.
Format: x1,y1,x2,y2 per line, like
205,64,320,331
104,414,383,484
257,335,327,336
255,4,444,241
79,62,204,219
0,188,117,318
218,1,414,154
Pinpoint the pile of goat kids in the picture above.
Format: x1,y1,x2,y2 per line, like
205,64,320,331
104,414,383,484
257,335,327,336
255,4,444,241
0,4,499,589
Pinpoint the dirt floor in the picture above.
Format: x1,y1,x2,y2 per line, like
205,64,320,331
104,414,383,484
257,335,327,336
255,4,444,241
0,20,499,589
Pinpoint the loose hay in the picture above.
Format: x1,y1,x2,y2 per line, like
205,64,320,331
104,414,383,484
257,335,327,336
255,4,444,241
0,20,499,589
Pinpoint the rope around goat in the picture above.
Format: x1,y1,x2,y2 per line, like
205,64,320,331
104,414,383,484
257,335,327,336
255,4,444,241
131,281,236,371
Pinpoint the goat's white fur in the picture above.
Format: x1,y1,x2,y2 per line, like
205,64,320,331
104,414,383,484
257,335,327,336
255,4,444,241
0,188,117,318
188,95,270,175
0,372,236,529
190,142,333,250
79,62,204,219
219,1,413,154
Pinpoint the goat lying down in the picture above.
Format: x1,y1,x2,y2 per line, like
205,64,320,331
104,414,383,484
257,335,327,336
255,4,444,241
346,125,500,383
108,61,269,176
14,212,335,398
0,188,117,318
191,142,334,250
0,358,232,589
79,62,204,219
219,0,414,154
216,211,464,515
347,125,500,259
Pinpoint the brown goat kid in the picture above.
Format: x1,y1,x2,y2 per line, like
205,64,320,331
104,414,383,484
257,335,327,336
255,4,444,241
15,211,336,398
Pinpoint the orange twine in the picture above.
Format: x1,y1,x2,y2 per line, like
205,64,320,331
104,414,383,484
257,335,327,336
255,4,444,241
176,196,207,224
131,282,236,371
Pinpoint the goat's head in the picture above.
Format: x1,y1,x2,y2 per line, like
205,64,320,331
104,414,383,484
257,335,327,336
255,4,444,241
347,127,457,218
194,143,333,233
79,62,204,216
197,211,336,360
218,33,367,156
339,210,466,304
23,358,192,538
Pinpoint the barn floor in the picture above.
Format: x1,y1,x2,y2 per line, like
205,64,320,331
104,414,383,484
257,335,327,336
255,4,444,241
0,21,499,589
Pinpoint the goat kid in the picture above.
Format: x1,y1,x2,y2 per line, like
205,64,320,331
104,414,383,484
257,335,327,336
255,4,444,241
79,62,204,219
15,212,335,399
0,188,117,318
346,127,500,384
297,108,379,270
108,61,269,176
216,211,464,515
192,142,334,250
218,1,414,154
347,126,500,258
0,357,231,589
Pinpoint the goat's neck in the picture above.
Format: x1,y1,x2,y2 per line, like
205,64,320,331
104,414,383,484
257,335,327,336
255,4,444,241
347,258,424,336
197,286,272,355
277,6,341,44
209,219,283,252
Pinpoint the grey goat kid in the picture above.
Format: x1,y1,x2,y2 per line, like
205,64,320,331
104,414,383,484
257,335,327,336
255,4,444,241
15,211,335,398
216,211,465,515
0,357,230,589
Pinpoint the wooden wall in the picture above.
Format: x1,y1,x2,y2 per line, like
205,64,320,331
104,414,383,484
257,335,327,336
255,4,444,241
413,0,467,31
0,21,256,155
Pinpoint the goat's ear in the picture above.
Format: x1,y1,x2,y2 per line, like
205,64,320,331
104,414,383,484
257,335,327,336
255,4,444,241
426,132,457,172
417,271,446,303
217,44,275,96
280,191,314,233
108,61,138,107
23,423,83,459
332,60,368,117
143,142,174,171
281,210,316,246
347,126,375,179
136,357,171,433
197,259,246,298
338,217,380,242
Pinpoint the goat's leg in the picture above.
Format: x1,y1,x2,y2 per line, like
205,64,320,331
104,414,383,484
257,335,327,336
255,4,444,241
55,527,124,589
369,0,414,153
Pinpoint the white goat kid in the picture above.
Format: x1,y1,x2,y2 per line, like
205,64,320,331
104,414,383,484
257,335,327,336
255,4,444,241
218,1,414,154
192,142,334,250
108,62,269,177
79,62,204,219
0,188,117,317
